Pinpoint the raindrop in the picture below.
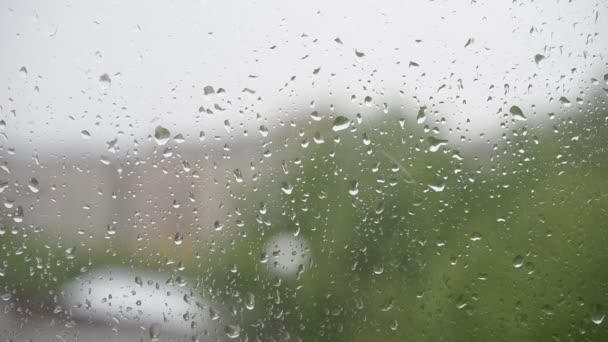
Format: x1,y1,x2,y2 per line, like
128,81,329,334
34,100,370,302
559,96,571,107
509,106,526,121
259,125,269,137
332,116,351,132
245,292,255,310
512,255,524,268
149,324,161,341
225,324,241,339
310,111,324,121
373,264,384,275
203,85,215,95
416,107,427,124
281,181,293,195
174,231,183,245
135,276,143,287
534,54,545,66
427,136,448,152
98,73,111,89
592,304,605,325
81,130,91,139
428,182,445,192
154,126,171,145
65,247,76,260
348,180,359,196
469,232,482,241
106,224,116,236
19,66,28,77
173,134,185,143
28,177,39,193
233,169,244,183
13,206,24,223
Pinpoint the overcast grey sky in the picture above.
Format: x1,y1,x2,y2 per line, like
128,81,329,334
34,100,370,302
1,0,606,155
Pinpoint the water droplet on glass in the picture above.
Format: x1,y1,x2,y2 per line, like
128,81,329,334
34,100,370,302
149,324,161,341
512,255,524,268
348,180,359,196
154,126,171,145
65,247,76,259
509,106,526,121
174,231,183,245
225,324,241,339
245,292,255,310
13,206,24,223
592,304,605,325
259,125,269,137
28,177,39,193
98,73,111,89
106,224,116,236
428,182,445,192
81,130,91,139
534,54,545,66
559,96,571,107
281,181,293,195
233,169,244,183
203,85,215,95
373,264,384,275
416,107,427,124
310,111,324,121
173,134,185,143
470,232,482,241
427,136,448,152
135,276,143,287
332,116,351,132
19,66,28,77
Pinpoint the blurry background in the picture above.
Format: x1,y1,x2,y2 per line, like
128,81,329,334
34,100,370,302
1,0,607,341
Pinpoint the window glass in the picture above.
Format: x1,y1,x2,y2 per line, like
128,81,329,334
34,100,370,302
1,1,607,341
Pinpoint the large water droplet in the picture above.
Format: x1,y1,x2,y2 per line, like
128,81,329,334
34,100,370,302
28,178,39,193
427,137,448,152
65,247,76,260
348,180,359,196
416,107,427,124
225,324,241,339
509,106,526,121
534,54,545,66
332,116,351,132
373,264,384,275
592,304,605,325
98,73,111,90
149,324,160,341
428,182,445,192
281,181,293,195
310,111,324,121
512,255,524,268
154,126,171,145
13,206,24,223
559,96,571,107
174,231,183,245
245,292,255,310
